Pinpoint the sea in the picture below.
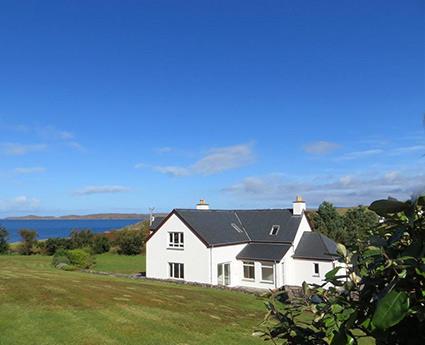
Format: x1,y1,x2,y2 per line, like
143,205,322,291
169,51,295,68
0,219,144,242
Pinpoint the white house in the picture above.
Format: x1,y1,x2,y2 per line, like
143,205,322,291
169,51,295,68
146,197,339,289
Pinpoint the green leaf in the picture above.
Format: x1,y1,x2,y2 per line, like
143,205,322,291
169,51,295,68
337,243,347,257
330,329,355,345
369,199,409,217
363,246,382,258
371,291,410,330
325,266,341,280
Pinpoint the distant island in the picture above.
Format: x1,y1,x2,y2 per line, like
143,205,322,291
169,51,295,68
4,213,149,220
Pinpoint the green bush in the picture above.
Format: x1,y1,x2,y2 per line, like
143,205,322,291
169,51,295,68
0,226,9,254
70,229,94,249
52,248,94,269
45,237,72,255
115,230,145,255
52,254,71,267
91,236,111,254
65,249,95,269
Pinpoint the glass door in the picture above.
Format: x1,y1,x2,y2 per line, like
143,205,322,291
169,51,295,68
217,263,231,286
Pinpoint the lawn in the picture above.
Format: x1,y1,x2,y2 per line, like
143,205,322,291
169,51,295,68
94,253,146,274
0,255,265,345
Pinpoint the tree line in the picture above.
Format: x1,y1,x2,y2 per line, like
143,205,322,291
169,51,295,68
0,221,149,256
310,201,379,248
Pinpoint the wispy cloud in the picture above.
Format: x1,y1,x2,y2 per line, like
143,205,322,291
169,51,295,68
154,147,174,154
137,143,255,177
224,170,425,206
14,167,46,174
73,185,131,196
304,141,340,155
0,143,47,156
337,149,383,161
0,196,41,212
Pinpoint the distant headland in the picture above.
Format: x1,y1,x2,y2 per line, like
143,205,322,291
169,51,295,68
3,213,149,220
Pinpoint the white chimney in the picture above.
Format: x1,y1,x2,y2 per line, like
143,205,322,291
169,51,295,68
196,199,210,210
293,195,306,215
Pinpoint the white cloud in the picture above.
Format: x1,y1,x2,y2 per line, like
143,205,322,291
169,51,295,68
153,166,190,176
73,185,131,196
0,196,41,212
338,149,383,160
137,143,255,177
224,170,425,207
14,167,46,174
154,147,174,154
304,141,340,155
0,143,47,156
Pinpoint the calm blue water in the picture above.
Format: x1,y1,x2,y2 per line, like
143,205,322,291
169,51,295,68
0,219,144,242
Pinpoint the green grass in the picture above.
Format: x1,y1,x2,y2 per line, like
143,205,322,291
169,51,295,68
0,255,265,345
94,253,146,274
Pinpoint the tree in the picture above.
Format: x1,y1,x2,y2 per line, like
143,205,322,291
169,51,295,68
115,230,145,255
91,236,111,254
70,229,94,249
18,229,38,255
256,196,425,345
44,237,72,255
313,201,346,243
0,226,9,254
343,205,379,247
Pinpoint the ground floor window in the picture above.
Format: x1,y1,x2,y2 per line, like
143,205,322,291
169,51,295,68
243,261,255,280
169,262,184,279
261,262,274,283
314,263,319,276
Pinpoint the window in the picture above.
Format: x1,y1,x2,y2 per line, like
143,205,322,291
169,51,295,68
269,225,280,235
314,263,320,276
243,261,255,280
169,262,184,279
168,232,184,248
261,263,274,283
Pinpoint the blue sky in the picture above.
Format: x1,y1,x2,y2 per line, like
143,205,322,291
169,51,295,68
0,0,424,217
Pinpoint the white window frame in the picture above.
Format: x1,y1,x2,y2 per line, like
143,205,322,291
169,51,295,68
261,262,274,284
168,232,184,249
169,262,184,279
313,263,320,277
269,225,280,235
242,261,255,281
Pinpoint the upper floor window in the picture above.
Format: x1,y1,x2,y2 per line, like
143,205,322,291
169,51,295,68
169,232,184,248
269,225,280,235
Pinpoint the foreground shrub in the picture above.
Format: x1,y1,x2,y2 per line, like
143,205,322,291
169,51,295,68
52,248,94,269
115,230,145,255
256,196,425,345
0,226,9,254
91,236,111,254
65,249,95,268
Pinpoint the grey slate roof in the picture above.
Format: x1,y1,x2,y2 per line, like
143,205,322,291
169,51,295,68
236,243,292,262
293,232,338,261
149,216,165,231
174,209,302,246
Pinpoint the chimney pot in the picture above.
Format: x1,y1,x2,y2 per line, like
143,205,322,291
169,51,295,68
196,199,210,210
293,196,306,215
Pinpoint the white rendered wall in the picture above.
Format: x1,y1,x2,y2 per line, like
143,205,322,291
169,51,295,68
146,213,210,283
210,244,246,287
290,259,337,286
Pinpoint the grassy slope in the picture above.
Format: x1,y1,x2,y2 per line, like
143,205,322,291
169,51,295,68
94,253,146,274
0,255,265,345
